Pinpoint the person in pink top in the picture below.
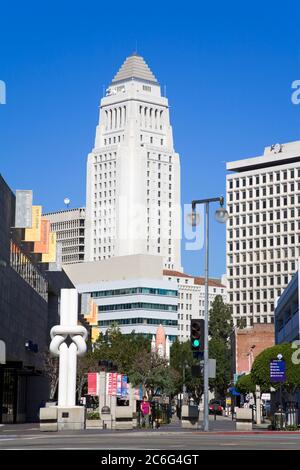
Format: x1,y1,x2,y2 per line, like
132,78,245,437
140,396,151,427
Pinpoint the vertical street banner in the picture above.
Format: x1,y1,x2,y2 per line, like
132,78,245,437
24,205,42,241
107,372,118,396
41,232,56,262
88,372,99,396
116,373,122,396
34,219,50,253
15,190,33,228
121,375,128,397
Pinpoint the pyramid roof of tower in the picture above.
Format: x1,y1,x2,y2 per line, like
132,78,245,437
111,53,158,85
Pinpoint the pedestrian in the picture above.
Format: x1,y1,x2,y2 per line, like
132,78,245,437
140,396,151,428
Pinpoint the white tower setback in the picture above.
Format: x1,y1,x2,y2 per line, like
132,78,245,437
85,53,181,270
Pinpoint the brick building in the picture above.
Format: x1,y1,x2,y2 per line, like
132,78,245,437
232,324,275,376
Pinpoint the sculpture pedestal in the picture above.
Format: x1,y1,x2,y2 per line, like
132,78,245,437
40,406,86,432
57,406,86,431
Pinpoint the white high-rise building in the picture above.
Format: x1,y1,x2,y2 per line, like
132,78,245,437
163,269,227,342
85,53,181,270
227,140,300,327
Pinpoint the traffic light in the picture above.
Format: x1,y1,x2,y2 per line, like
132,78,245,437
190,319,204,352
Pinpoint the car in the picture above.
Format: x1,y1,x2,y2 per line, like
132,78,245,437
208,400,223,415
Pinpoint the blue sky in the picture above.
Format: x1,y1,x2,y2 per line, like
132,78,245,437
1,1,300,278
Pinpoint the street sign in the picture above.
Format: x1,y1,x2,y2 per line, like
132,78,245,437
270,359,286,382
208,358,216,379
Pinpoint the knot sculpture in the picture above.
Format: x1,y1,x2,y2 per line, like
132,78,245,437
50,289,87,407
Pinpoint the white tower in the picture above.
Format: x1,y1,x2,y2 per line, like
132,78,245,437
85,53,181,270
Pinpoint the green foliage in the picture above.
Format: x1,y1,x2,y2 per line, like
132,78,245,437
209,338,231,398
129,350,179,398
251,343,300,393
170,339,203,403
86,411,100,420
208,295,233,340
92,325,177,398
235,374,256,394
93,325,151,376
208,295,233,399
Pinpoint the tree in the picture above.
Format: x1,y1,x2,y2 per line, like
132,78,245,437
93,325,151,376
251,343,300,395
208,295,233,399
42,351,59,400
235,373,256,395
129,350,179,398
170,339,203,404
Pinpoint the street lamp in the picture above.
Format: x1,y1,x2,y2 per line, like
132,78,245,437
187,196,229,432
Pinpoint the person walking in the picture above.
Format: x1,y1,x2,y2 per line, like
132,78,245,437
140,396,151,428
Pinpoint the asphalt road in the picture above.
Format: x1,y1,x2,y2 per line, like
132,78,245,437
1,420,300,450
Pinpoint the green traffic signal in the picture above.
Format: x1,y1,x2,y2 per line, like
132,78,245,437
193,339,200,347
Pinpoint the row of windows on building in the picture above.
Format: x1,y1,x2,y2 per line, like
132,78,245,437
230,289,285,303
228,236,300,252
147,161,173,172
98,302,177,312
228,222,300,239
62,246,84,254
50,219,85,230
62,253,84,263
147,152,172,163
99,318,178,327
59,237,84,247
228,271,295,289
228,250,297,267
228,202,300,217
234,303,275,315
234,316,274,325
228,169,300,189
228,196,300,212
91,287,178,298
94,153,117,163
228,263,294,278
228,209,300,226
228,182,300,200
103,135,124,146
56,231,85,240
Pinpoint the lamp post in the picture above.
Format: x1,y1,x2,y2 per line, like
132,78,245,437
187,196,229,432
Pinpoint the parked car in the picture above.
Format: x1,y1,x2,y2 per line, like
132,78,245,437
209,400,223,415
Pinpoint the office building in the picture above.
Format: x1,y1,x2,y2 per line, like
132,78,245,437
64,254,179,341
43,208,85,264
227,140,300,326
163,270,227,342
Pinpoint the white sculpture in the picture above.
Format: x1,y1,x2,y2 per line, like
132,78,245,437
50,289,87,407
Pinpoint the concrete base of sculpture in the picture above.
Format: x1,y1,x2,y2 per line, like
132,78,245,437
57,406,86,431
40,406,85,431
114,406,133,430
40,406,58,432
